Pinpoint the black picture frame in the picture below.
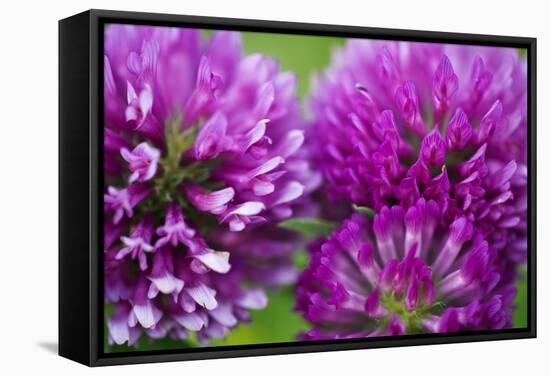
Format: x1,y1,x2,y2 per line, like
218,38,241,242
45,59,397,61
59,8,537,367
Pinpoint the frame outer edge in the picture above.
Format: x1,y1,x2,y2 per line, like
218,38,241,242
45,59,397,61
528,37,537,338
76,8,537,366
89,9,100,366
58,10,93,366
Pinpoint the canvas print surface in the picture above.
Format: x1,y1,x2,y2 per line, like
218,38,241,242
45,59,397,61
102,23,528,352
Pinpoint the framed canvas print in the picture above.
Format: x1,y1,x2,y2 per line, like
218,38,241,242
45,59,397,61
59,9,536,366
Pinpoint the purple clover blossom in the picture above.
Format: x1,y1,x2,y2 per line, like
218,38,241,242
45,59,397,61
103,25,318,346
220,201,267,232
104,184,151,224
310,41,526,211
107,302,141,346
296,204,515,339
116,216,155,271
184,185,235,215
120,142,161,183
299,40,527,338
154,203,196,249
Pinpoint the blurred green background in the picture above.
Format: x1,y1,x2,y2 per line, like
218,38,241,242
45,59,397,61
241,32,344,98
105,30,528,353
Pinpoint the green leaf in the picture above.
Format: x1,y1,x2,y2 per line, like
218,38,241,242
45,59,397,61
278,218,337,239
352,204,375,217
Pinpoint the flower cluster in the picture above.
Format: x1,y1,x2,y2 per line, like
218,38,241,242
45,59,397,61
103,25,318,346
298,40,527,338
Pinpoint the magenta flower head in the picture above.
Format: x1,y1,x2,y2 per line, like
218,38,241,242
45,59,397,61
299,40,527,338
297,204,515,339
103,25,318,346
